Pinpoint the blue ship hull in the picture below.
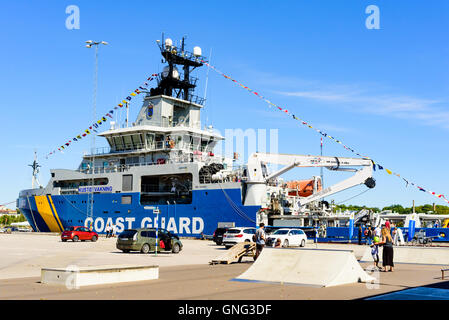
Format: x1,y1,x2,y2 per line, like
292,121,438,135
18,188,260,237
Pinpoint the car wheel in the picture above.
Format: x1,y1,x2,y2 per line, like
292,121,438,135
91,235,97,242
301,239,305,247
283,239,289,248
172,243,180,254
141,243,150,254
73,236,79,242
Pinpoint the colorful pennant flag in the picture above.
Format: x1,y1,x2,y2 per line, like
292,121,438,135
45,73,158,159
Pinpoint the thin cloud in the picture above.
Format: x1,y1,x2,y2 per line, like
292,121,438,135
275,86,448,129
249,108,352,133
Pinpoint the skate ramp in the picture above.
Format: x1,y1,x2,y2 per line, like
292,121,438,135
361,246,449,265
234,248,375,287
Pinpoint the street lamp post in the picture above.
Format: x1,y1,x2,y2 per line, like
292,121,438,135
85,40,108,221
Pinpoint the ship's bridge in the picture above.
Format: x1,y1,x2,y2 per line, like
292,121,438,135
80,94,225,172
96,123,223,154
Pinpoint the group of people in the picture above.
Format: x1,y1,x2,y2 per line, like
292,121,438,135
253,221,395,273
361,221,395,272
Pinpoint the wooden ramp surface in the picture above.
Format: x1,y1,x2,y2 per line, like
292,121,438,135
210,242,256,265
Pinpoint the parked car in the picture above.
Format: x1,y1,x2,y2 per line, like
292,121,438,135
212,227,229,245
264,226,279,235
4,226,19,232
61,226,98,242
116,228,183,254
266,228,307,247
222,227,256,249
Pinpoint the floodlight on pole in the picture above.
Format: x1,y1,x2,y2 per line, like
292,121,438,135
85,40,108,221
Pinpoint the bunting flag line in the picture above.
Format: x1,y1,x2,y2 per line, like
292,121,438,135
45,73,158,160
201,60,449,205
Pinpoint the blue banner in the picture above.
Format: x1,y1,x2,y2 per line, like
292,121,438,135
408,220,416,242
348,216,354,240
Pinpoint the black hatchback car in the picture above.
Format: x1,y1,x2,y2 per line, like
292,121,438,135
212,227,229,245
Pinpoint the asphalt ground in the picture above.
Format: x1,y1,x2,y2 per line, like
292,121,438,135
0,233,448,301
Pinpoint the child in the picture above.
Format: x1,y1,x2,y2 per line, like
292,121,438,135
371,236,381,270
274,238,282,248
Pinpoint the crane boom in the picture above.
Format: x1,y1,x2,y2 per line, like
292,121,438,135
243,152,375,207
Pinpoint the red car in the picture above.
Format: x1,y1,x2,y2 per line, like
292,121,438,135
61,226,98,242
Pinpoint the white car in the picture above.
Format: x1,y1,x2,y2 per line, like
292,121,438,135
267,228,307,248
222,227,256,249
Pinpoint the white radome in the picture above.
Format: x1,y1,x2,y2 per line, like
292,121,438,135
165,38,173,48
193,46,202,57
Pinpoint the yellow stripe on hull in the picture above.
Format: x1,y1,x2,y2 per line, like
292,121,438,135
34,196,62,232
48,196,63,231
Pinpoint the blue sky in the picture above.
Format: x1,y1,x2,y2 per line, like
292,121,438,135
1,0,449,209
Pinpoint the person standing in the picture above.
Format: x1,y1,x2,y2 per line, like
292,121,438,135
254,223,266,261
374,225,381,239
380,227,394,272
358,226,363,245
385,219,391,230
367,227,373,246
371,235,381,270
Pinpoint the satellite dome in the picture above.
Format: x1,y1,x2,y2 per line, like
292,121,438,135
165,38,173,48
193,46,202,57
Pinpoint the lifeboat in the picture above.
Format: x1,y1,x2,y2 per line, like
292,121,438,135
286,179,322,197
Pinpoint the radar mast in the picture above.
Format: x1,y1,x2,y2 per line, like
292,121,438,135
151,34,207,105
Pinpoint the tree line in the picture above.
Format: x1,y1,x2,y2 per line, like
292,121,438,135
334,204,449,215
0,210,27,226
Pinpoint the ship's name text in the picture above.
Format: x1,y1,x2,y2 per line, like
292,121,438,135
84,216,204,234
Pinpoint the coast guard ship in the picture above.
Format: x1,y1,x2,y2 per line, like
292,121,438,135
17,37,376,236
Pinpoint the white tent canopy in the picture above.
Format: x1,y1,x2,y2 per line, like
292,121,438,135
10,221,30,227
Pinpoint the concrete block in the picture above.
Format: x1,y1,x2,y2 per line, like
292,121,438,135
41,264,159,288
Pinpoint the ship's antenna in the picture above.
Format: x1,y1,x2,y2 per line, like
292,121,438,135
320,137,324,187
203,48,212,125
126,101,129,128
28,150,42,189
